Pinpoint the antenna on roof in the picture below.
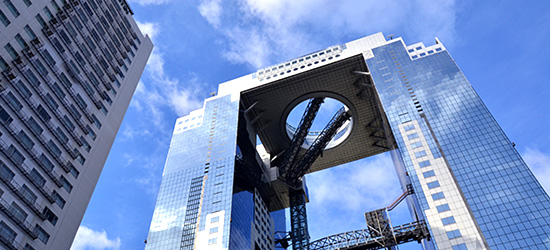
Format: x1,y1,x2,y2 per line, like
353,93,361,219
210,91,217,97
387,34,394,40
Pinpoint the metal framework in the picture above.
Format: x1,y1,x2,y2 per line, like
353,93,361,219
290,189,310,250
284,107,352,189
276,98,352,250
291,107,351,186
279,97,325,178
308,220,430,250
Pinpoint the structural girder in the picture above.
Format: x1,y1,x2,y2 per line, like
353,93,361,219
279,97,325,177
290,189,310,250
284,107,352,188
308,220,430,250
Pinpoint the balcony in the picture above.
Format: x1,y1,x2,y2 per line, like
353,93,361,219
0,197,38,239
0,170,45,219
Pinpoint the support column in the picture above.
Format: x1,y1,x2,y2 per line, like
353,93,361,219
289,188,309,250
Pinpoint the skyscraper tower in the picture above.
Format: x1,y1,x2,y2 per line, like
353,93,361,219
0,0,152,249
145,33,550,250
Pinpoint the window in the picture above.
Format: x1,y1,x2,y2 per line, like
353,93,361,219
427,180,440,189
446,229,461,239
452,243,468,250
0,221,17,243
7,145,25,165
0,107,13,125
14,34,26,48
0,10,10,26
442,216,456,225
50,0,59,12
42,6,53,20
4,0,20,17
68,163,79,178
92,114,102,129
432,192,445,201
27,117,43,135
0,161,16,181
18,130,34,149
59,176,72,193
210,216,219,223
39,154,54,171
86,125,97,140
80,136,91,152
414,150,427,158
42,50,56,66
411,141,422,148
15,80,32,98
42,207,58,226
76,154,85,165
47,140,62,157
59,73,72,88
20,184,37,203
52,83,66,98
423,170,435,178
208,238,217,245
33,60,48,76
37,105,52,122
436,204,450,213
23,243,35,250
25,69,40,87
407,133,419,140
4,43,18,59
33,225,50,244
404,125,415,131
0,56,8,70
209,227,218,234
418,160,431,168
69,104,82,119
23,0,32,7
9,202,28,223
30,168,46,187
75,94,88,109
35,14,46,28
52,191,65,208
45,93,59,111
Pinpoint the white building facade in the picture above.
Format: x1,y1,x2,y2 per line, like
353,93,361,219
0,0,152,249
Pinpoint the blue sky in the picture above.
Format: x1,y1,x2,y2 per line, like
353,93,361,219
70,0,550,249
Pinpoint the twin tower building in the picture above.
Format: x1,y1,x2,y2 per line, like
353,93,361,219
144,33,550,250
1,0,548,249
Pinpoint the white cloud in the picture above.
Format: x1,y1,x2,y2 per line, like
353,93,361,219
133,21,203,124
523,148,550,193
308,153,401,212
305,152,412,241
135,21,160,41
198,0,458,69
70,226,121,250
198,0,222,28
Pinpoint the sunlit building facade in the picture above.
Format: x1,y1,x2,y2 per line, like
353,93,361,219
145,33,550,250
0,0,152,249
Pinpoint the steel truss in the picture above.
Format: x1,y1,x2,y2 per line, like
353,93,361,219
290,189,310,250
279,97,325,178
308,220,430,250
284,107,352,189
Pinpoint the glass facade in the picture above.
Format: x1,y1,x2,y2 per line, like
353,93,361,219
368,39,550,249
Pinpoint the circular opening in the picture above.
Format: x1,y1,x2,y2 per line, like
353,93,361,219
285,97,353,150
